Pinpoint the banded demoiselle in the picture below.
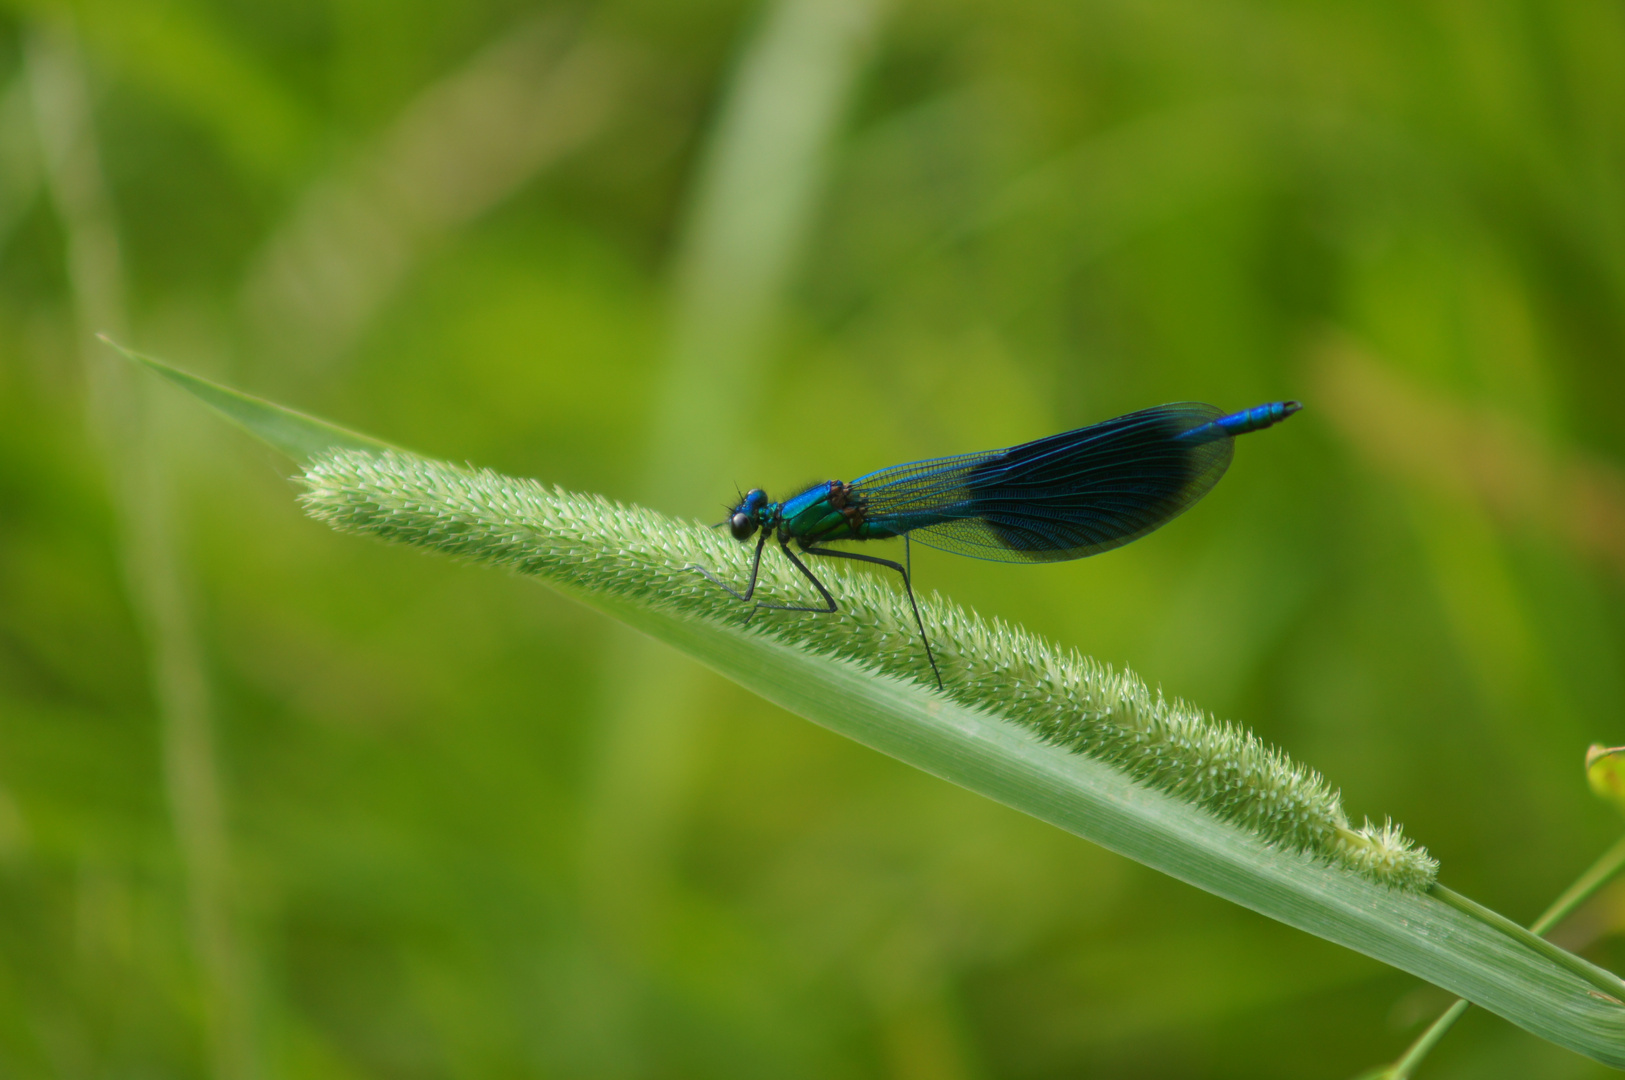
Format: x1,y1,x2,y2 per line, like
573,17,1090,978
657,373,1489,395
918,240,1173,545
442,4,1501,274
693,400,1301,689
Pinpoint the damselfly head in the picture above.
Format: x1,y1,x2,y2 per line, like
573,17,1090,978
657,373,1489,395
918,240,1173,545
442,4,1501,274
726,488,769,540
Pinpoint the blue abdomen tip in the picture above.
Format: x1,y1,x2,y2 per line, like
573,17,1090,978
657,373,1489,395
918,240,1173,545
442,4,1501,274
1176,400,1301,443
1216,400,1301,435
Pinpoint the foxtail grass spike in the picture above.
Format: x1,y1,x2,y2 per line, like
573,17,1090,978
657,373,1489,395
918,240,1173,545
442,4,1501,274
298,447,1437,891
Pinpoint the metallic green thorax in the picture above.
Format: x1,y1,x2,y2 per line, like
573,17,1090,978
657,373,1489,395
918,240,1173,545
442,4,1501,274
775,481,900,545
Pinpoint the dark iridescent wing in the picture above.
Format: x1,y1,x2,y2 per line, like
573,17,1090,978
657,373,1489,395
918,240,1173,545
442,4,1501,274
851,403,1233,563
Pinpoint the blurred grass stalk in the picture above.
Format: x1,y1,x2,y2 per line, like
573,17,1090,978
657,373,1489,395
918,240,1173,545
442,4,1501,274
1316,335,1614,821
25,22,254,1080
576,0,888,1064
240,13,628,369
1315,337,1625,582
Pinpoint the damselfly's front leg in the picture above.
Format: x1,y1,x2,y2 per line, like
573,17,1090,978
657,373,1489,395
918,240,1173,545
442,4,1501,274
746,537,839,621
685,533,767,605
689,534,836,625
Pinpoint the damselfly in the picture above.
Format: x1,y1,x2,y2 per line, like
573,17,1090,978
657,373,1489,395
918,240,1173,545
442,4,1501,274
692,400,1301,689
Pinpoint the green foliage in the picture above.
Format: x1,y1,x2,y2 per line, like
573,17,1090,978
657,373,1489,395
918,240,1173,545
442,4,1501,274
145,354,1625,1066
6,1,1625,1077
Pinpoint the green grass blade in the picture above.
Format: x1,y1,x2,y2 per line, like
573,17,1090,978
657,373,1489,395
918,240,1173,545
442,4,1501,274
129,345,1625,1067
102,337,394,460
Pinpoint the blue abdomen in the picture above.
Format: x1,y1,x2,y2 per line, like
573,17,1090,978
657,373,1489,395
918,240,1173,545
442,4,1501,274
1180,400,1301,442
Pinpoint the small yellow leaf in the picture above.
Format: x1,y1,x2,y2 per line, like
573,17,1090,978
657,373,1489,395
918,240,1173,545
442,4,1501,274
1585,744,1625,811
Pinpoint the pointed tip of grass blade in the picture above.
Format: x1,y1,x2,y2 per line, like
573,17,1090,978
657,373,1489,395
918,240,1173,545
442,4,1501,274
101,335,398,463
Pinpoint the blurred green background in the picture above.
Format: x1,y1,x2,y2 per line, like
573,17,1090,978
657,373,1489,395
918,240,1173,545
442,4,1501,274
3,1,1625,1077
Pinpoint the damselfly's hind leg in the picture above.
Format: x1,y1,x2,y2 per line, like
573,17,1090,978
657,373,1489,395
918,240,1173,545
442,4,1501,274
802,542,942,691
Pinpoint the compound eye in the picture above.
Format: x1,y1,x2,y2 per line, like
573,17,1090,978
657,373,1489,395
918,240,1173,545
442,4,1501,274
729,512,756,541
